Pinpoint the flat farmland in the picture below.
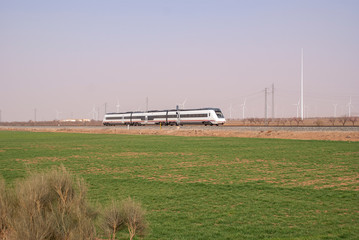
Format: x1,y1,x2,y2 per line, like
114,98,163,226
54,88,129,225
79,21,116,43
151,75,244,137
0,131,358,239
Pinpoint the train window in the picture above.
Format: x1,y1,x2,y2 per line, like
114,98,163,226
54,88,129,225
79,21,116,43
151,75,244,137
106,116,122,120
215,111,224,118
180,114,207,118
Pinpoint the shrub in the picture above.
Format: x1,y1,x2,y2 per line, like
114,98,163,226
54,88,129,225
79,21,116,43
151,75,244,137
121,197,148,240
281,118,288,125
1,166,98,240
101,198,148,240
293,117,303,126
0,177,10,239
313,119,323,126
101,200,125,240
1,167,149,240
0,178,18,240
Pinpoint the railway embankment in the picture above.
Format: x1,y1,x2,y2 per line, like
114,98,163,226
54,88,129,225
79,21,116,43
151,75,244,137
1,125,358,141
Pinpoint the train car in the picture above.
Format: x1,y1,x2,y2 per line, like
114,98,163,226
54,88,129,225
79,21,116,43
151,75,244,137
103,108,226,126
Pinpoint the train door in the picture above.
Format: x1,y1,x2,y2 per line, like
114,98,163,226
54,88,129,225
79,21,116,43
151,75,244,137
165,110,168,125
176,106,180,125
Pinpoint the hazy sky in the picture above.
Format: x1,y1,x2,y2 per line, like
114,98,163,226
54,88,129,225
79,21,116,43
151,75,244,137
1,0,358,121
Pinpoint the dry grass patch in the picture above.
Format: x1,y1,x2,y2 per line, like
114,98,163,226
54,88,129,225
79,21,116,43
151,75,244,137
15,156,66,165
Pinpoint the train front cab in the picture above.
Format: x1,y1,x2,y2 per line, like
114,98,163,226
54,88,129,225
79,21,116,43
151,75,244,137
210,109,226,126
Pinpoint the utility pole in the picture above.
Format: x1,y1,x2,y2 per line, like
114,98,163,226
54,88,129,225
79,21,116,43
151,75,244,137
34,108,37,122
300,48,304,120
272,83,275,119
264,88,268,124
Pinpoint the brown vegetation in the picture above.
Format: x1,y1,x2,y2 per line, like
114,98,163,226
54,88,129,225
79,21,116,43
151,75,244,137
226,117,358,127
101,198,148,240
102,200,124,240
0,166,97,240
1,125,358,142
0,167,148,240
120,198,148,240
0,120,103,127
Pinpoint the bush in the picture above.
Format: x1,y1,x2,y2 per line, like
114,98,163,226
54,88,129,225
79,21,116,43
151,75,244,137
1,177,19,240
101,200,125,240
1,166,97,240
0,177,11,239
313,119,323,126
121,197,148,240
101,198,148,240
0,167,148,240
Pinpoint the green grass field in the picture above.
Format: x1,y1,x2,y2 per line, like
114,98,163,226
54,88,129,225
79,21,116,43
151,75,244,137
0,131,358,239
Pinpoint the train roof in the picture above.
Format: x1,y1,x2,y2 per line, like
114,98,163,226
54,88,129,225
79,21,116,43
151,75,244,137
105,107,222,115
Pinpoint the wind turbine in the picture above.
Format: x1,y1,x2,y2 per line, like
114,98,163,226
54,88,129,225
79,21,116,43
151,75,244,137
179,98,187,109
240,98,247,119
116,99,120,113
55,110,62,120
294,99,300,118
91,105,98,120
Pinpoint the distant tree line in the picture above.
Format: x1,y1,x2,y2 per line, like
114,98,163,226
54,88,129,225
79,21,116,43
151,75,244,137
230,117,358,127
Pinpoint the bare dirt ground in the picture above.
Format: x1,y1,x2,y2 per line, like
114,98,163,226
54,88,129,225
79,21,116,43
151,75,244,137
1,126,358,141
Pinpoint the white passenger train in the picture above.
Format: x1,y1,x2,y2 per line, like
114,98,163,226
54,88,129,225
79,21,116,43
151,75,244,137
103,107,226,126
